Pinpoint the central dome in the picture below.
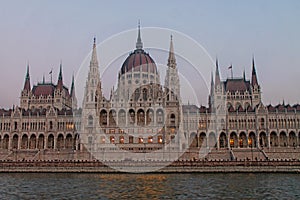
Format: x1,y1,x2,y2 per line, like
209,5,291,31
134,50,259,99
120,49,157,75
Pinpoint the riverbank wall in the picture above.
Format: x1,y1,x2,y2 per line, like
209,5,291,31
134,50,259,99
1,160,300,173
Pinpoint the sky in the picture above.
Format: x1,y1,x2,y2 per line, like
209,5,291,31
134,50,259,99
0,0,300,108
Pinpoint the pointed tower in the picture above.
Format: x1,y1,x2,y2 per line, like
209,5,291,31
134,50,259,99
251,57,258,86
167,35,176,69
164,35,184,149
164,35,181,102
212,58,225,112
57,62,63,90
215,58,221,86
23,64,31,91
20,64,32,109
81,37,102,151
83,37,102,107
250,56,261,108
53,62,66,110
70,74,77,109
208,71,214,109
136,21,143,50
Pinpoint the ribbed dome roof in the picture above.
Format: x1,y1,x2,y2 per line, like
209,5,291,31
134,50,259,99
120,49,157,75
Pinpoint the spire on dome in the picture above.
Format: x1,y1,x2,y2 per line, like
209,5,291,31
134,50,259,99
215,58,221,86
23,64,31,91
57,62,63,90
136,20,143,50
251,56,258,86
167,35,176,69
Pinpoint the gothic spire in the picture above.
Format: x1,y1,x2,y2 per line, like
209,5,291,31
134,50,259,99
23,64,31,91
210,71,214,94
215,58,221,86
251,56,258,86
136,20,143,50
90,37,99,66
57,62,63,90
70,74,75,97
167,35,176,69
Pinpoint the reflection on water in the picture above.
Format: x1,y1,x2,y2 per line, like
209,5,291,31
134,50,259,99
0,173,299,199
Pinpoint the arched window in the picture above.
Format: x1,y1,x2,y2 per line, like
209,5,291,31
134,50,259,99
143,88,147,101
88,115,93,126
90,90,94,102
260,118,265,128
170,114,176,127
49,121,53,130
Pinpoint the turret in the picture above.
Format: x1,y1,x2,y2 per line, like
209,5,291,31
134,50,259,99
23,64,31,91
251,57,258,86
70,74,77,109
57,62,63,90
167,35,176,69
215,58,221,86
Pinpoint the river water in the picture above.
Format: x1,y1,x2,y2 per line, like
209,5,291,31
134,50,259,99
0,173,299,199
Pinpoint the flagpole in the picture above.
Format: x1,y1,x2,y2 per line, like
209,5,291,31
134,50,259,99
228,65,233,79
49,68,53,84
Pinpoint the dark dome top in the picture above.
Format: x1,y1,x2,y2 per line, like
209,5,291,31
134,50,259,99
120,49,157,75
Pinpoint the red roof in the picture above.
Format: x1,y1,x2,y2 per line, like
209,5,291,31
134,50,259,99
293,104,300,111
121,49,157,75
224,78,250,92
276,104,285,112
32,83,55,97
267,104,276,112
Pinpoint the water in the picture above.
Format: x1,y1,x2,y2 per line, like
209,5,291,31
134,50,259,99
0,173,299,199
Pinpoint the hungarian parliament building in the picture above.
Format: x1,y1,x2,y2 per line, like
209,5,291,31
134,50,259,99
0,26,300,161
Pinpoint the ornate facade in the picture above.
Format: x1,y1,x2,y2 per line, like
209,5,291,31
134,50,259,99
0,64,79,158
80,26,183,157
185,58,300,154
0,25,299,161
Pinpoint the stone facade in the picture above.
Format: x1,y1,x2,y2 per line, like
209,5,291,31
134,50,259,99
0,63,79,153
80,26,183,158
0,25,300,162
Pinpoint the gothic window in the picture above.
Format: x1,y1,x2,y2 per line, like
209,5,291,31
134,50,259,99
88,115,93,126
170,114,176,127
129,136,134,144
119,136,124,144
137,109,145,126
109,110,116,126
110,136,115,144
138,137,143,143
148,136,153,143
143,88,147,101
118,110,126,126
90,90,94,102
100,110,107,126
14,122,17,130
49,121,53,130
134,88,140,101
129,109,135,124
157,110,164,124
260,118,265,129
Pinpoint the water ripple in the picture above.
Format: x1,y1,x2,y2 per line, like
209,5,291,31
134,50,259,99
0,173,299,199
